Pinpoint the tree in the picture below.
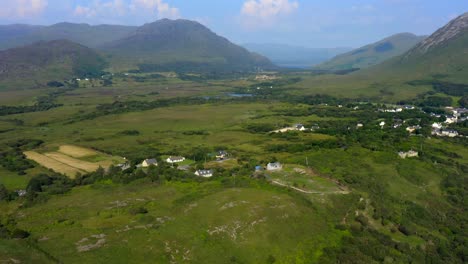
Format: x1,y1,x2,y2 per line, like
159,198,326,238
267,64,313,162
147,165,159,183
0,184,8,201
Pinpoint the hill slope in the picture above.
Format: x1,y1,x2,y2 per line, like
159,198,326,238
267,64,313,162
0,40,106,87
243,43,351,68
103,19,275,72
315,33,426,71
0,23,137,50
365,12,468,83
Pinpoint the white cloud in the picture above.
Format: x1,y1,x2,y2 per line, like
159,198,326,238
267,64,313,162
0,0,48,18
131,0,180,19
73,0,180,21
242,0,298,19
240,0,298,29
74,5,97,18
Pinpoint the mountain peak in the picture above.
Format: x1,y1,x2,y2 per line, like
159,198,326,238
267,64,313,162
406,12,468,56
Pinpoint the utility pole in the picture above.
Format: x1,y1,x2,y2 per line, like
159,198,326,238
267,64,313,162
306,156,309,168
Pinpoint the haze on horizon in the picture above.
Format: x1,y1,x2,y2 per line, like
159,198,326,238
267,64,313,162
0,0,467,48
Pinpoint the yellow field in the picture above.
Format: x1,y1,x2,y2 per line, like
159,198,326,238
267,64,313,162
24,151,85,178
24,145,121,178
58,145,99,158
44,152,103,172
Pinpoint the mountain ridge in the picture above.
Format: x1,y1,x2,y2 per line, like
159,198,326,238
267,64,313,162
102,19,275,72
315,32,426,71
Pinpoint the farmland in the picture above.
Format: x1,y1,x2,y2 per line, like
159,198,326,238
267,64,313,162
24,145,124,178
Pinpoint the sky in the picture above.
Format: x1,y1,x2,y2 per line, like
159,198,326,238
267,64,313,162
0,0,467,48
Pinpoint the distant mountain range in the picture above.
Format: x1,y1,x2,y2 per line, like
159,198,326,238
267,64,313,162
0,23,136,50
315,33,426,71
242,43,352,68
0,19,275,82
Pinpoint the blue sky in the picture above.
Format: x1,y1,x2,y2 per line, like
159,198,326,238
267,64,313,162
1,0,467,48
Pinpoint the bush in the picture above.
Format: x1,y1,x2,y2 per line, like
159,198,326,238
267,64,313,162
129,207,148,215
10,228,30,239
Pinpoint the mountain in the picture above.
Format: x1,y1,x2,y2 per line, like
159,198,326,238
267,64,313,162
365,12,468,82
315,33,426,71
243,43,352,68
0,23,137,50
102,19,275,72
0,40,106,86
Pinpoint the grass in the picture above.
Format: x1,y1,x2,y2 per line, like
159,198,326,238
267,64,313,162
269,164,345,194
0,180,352,263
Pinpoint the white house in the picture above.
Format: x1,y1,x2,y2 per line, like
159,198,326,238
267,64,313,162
398,150,419,159
195,170,213,178
441,130,459,138
142,158,158,167
379,121,386,128
166,156,185,163
356,123,364,129
267,162,283,171
432,123,443,130
295,124,306,131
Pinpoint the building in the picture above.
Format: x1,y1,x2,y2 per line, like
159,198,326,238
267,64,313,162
117,162,131,171
267,162,283,171
294,124,306,131
406,125,421,133
398,150,419,159
166,156,185,163
216,150,229,160
432,123,443,130
195,170,213,178
356,123,364,129
441,130,459,138
142,159,158,167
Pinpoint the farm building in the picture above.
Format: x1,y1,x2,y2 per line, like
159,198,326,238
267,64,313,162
267,162,283,171
195,170,214,178
166,156,185,163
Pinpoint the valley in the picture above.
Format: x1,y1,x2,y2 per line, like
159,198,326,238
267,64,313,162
0,10,467,264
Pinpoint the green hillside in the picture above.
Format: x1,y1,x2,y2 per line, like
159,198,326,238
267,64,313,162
103,19,275,72
0,40,106,89
363,13,468,83
315,33,425,71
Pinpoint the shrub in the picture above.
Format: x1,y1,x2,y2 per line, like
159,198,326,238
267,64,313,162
10,229,30,239
129,207,148,215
